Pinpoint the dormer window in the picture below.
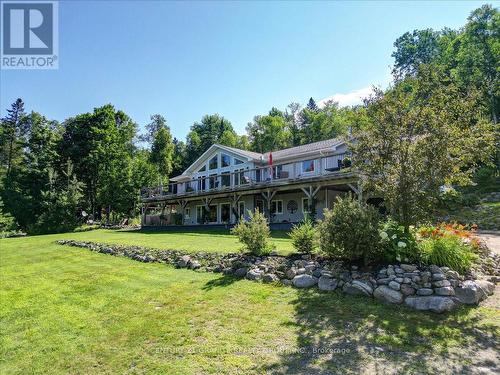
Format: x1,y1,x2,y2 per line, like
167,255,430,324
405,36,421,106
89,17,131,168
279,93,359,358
209,155,218,170
221,154,231,167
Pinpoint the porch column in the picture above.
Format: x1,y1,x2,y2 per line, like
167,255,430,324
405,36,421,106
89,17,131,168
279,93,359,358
261,189,276,220
300,185,321,218
176,199,188,225
348,181,364,202
229,193,242,224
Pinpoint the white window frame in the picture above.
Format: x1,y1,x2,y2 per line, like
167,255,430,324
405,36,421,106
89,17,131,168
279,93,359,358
221,153,231,168
302,198,311,213
271,200,283,215
301,159,315,174
208,155,218,170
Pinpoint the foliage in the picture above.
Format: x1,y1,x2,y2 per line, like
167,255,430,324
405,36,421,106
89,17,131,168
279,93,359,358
0,196,16,233
231,209,274,255
418,234,478,273
150,125,174,180
379,218,418,263
352,66,495,230
289,219,317,254
317,195,381,265
437,188,481,210
0,98,26,177
246,110,291,153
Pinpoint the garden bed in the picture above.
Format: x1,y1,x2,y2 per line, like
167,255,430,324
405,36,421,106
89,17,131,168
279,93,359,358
57,239,498,313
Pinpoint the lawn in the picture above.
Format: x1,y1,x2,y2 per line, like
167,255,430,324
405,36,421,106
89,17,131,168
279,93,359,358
1,233,499,374
53,228,295,255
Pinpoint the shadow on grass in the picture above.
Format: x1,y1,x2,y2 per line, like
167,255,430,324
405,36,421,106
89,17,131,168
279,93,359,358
119,228,290,239
202,274,241,291
263,289,499,374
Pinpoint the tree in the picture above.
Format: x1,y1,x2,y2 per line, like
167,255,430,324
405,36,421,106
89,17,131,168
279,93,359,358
306,97,319,111
0,98,26,177
140,114,168,144
392,29,441,77
246,110,291,153
352,66,495,231
185,114,238,165
150,125,174,183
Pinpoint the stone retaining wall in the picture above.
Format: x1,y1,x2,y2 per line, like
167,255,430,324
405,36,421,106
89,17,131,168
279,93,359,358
56,240,497,314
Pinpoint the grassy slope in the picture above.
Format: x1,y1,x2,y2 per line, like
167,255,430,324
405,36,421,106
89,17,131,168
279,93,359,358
1,234,499,374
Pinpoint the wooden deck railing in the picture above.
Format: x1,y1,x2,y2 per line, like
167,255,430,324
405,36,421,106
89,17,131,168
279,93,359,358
140,153,351,200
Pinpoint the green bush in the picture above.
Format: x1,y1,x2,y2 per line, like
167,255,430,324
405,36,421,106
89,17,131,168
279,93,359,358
289,219,317,253
418,235,477,273
317,195,381,265
231,209,274,255
379,218,418,263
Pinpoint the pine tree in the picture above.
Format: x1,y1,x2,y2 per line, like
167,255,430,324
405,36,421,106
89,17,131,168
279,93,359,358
1,98,25,176
306,97,319,112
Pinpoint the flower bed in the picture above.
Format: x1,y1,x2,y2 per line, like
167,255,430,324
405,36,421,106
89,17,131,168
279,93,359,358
57,239,498,313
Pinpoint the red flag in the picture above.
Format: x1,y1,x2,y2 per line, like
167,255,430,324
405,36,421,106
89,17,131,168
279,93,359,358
269,152,273,178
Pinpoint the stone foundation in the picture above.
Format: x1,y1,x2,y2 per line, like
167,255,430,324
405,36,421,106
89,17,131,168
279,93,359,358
56,240,497,313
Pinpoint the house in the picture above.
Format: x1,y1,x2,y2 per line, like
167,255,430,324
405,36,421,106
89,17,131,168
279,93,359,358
140,138,363,228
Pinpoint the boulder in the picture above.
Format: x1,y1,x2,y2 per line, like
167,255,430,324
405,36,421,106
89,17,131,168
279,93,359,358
318,276,338,291
373,286,403,304
388,281,401,291
405,296,457,313
286,268,297,279
246,269,262,281
263,273,279,283
433,280,451,288
292,274,318,288
417,288,433,296
400,284,416,296
400,264,418,272
177,255,191,268
432,273,446,281
377,278,391,285
434,286,455,296
455,280,495,305
343,280,373,296
234,267,249,278
189,260,201,270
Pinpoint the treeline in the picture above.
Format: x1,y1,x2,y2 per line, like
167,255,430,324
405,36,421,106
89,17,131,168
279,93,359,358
0,4,497,234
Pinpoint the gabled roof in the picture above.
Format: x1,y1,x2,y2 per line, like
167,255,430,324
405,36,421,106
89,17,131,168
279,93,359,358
271,138,344,162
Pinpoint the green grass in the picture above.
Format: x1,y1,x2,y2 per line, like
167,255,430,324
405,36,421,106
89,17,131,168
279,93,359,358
1,233,499,374
50,228,295,255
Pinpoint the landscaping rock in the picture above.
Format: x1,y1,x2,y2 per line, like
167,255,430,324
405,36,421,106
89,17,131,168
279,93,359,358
318,276,338,291
417,288,433,296
263,273,279,283
433,280,451,288
405,296,457,313
286,268,297,279
434,286,455,296
377,278,391,285
401,264,417,272
246,269,262,281
189,260,201,270
373,286,403,304
343,280,373,296
292,274,318,288
400,284,416,296
177,255,191,268
432,273,446,281
234,267,248,278
455,280,495,305
388,281,401,291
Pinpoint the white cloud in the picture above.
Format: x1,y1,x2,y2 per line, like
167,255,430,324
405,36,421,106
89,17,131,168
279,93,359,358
318,86,374,108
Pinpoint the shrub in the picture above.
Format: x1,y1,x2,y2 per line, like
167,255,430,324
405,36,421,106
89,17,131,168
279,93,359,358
379,218,418,263
317,195,381,265
231,209,274,255
289,219,317,253
418,235,477,273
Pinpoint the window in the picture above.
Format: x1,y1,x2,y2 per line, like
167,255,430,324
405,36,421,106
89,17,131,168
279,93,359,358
185,208,191,219
221,154,231,167
199,165,206,172
238,201,245,218
221,172,230,187
197,176,206,191
234,158,244,165
209,174,217,189
302,198,311,213
271,200,283,215
209,155,218,170
197,205,217,223
234,168,245,185
302,159,315,173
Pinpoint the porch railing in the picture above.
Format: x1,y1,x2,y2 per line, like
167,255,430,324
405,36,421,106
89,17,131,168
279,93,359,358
140,152,351,200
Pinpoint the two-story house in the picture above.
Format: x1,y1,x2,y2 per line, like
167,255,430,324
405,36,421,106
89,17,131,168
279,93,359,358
140,137,363,228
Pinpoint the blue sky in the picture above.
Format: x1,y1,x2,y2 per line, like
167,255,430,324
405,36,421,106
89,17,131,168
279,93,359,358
0,1,488,139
